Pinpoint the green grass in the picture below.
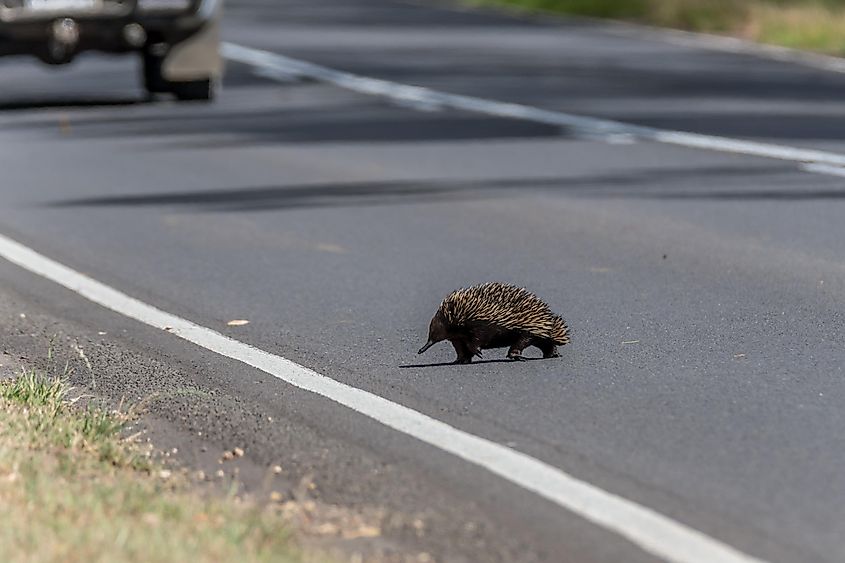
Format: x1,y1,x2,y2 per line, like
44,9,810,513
752,3,845,53
0,371,306,563
470,0,845,55
2,368,67,406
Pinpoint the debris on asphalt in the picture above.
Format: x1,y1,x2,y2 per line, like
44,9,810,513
220,447,245,462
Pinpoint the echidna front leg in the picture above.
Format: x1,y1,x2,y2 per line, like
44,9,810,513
450,339,474,364
506,335,533,361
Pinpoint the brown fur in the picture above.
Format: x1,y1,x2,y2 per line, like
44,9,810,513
418,282,570,363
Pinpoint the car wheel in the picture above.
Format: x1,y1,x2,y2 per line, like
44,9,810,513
142,49,215,102
171,78,215,102
142,50,169,95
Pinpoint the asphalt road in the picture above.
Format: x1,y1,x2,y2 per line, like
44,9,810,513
3,1,845,562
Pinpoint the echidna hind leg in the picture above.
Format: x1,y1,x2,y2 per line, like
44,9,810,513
542,346,560,359
539,341,560,359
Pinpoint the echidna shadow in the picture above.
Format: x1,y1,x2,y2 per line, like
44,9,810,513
418,282,570,364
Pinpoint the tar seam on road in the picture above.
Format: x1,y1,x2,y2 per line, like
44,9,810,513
0,232,768,563
221,42,845,171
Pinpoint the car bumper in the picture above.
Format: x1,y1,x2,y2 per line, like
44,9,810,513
0,0,219,60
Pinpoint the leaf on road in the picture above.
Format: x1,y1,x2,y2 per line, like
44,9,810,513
315,243,345,254
226,320,250,326
343,525,381,539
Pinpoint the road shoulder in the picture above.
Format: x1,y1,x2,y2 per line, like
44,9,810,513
0,255,658,563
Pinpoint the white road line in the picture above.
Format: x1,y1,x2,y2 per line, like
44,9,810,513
0,234,766,563
222,42,845,169
802,163,845,178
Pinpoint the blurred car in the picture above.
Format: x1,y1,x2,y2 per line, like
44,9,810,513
0,0,222,100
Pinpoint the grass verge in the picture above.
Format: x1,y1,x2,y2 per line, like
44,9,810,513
0,370,303,563
469,0,845,55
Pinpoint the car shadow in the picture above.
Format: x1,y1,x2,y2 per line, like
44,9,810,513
0,96,147,112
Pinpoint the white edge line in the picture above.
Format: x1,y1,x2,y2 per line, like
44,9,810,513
0,232,767,563
801,163,845,178
221,42,845,169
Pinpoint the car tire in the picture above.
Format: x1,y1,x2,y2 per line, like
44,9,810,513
142,50,169,95
142,50,215,102
171,78,215,102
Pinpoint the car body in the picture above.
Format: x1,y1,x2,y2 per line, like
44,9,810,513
0,0,222,100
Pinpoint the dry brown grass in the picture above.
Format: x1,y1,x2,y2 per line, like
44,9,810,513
749,3,845,53
0,370,303,563
472,0,845,55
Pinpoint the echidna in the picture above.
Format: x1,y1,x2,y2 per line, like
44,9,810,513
418,282,570,364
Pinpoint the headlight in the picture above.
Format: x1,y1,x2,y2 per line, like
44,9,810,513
136,0,190,12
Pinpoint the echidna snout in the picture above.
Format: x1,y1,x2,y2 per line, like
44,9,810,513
419,312,448,354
